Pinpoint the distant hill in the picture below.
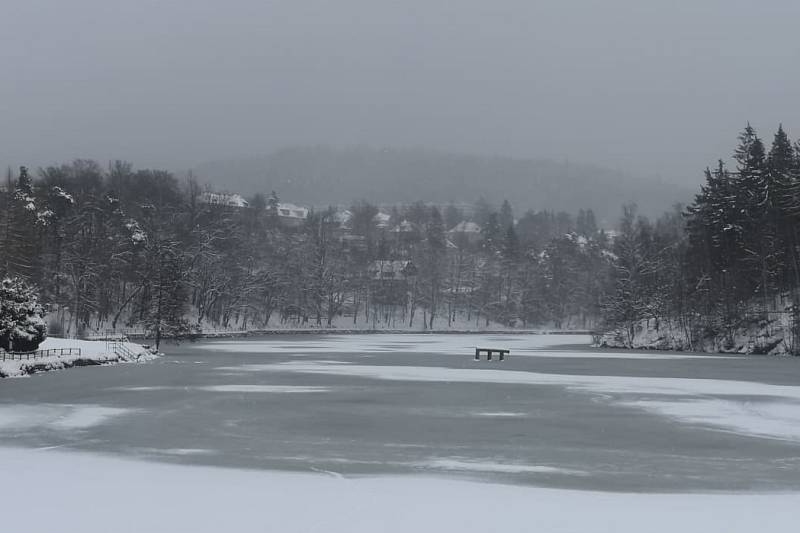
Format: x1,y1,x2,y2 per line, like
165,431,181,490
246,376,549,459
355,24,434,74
194,146,692,223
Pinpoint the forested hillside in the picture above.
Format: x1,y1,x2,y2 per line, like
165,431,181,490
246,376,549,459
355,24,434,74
0,160,614,341
601,124,800,354
195,146,690,222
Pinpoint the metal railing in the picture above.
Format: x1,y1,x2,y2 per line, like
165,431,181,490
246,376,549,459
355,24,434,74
87,329,144,341
0,347,82,362
106,340,137,359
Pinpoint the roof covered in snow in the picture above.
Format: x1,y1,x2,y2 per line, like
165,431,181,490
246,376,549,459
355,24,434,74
277,203,309,219
198,192,249,208
448,221,481,234
373,212,392,228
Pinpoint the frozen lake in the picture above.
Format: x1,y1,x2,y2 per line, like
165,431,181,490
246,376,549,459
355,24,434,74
3,333,800,493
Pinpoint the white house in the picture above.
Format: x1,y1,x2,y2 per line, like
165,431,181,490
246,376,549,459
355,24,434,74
447,221,482,246
373,212,392,229
276,203,309,227
198,192,249,208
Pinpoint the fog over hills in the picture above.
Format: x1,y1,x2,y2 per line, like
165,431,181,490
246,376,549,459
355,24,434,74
194,146,691,223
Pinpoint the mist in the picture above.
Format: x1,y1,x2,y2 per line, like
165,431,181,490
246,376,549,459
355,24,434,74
2,0,800,184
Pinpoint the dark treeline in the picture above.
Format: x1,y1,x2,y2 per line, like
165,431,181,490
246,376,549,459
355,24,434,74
603,124,800,353
0,159,614,345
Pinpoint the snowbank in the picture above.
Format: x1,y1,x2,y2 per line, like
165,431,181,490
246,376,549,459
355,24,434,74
0,337,156,378
2,446,798,533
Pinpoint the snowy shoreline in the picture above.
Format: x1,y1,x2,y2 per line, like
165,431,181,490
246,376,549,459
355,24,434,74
0,338,157,378
111,328,592,341
597,317,795,356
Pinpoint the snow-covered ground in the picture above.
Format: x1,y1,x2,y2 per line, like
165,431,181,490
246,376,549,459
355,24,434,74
0,337,155,378
3,446,798,533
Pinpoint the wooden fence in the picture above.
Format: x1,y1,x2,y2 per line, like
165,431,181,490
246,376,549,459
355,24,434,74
0,347,82,362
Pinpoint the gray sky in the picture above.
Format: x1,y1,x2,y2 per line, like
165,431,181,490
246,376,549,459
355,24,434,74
2,0,799,185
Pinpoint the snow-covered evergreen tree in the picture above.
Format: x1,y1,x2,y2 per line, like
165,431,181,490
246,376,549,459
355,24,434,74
0,277,47,352
769,125,800,288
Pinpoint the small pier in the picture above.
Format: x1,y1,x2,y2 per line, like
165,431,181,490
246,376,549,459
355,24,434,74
475,348,510,361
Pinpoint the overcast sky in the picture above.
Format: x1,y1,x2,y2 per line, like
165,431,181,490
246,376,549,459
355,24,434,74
2,0,799,185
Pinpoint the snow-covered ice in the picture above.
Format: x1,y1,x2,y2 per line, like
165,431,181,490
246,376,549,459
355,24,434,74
0,404,131,431
256,361,800,399
134,447,215,456
421,458,585,475
197,333,733,359
620,399,800,442
198,385,331,393
2,446,799,533
471,411,527,417
114,385,331,393
250,361,800,441
199,333,590,354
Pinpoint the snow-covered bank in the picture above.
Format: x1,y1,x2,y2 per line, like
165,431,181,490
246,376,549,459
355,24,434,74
2,446,797,533
598,317,795,355
0,337,156,378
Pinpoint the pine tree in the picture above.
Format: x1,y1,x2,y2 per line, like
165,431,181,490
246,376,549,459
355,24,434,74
481,212,503,253
0,277,47,352
734,125,775,308
2,167,41,279
499,199,514,231
603,204,658,345
769,125,800,288
138,236,192,349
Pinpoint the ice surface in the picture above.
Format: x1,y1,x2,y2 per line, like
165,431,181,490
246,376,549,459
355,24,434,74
255,361,800,441
197,333,732,359
2,446,798,533
422,459,585,475
115,385,331,393
262,361,800,399
471,411,527,417
199,334,590,354
198,385,331,393
621,399,800,442
134,447,215,456
0,404,131,431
